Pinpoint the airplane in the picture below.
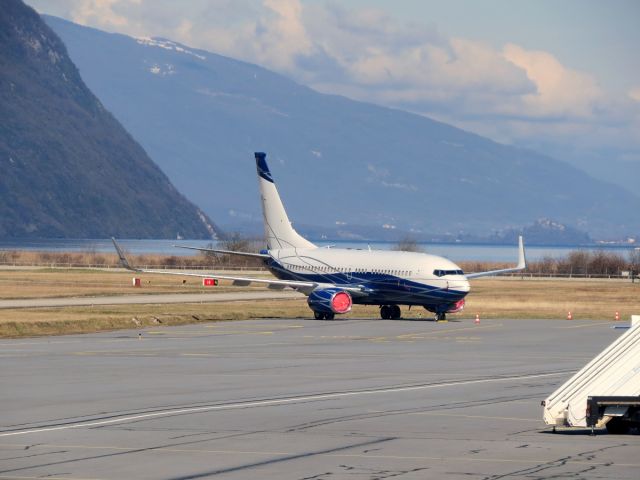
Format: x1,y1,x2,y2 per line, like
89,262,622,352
113,152,526,321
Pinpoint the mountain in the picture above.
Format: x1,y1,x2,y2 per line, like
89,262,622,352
490,219,592,246
44,15,640,239
0,0,218,239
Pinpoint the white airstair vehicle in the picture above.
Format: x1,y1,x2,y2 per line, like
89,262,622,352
542,316,640,434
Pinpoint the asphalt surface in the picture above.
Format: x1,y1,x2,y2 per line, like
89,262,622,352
1,318,638,479
0,290,301,309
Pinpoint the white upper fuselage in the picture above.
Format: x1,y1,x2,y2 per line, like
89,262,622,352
266,246,470,306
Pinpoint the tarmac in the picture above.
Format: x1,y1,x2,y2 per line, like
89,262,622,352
0,290,301,309
1,317,638,479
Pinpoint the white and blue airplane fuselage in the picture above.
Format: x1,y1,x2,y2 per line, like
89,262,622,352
113,152,525,320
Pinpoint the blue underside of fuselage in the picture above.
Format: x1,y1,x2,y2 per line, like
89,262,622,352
265,259,467,308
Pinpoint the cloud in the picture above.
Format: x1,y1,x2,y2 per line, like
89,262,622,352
258,0,312,70
29,0,640,166
68,0,131,27
501,44,604,119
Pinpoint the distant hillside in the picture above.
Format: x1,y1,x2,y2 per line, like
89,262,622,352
486,219,592,246
45,15,640,239
0,0,218,239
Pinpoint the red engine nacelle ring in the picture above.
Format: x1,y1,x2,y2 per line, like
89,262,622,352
331,291,352,314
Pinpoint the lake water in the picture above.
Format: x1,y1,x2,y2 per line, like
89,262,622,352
0,238,637,262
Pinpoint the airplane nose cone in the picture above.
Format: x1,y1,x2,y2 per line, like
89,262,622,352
450,278,470,293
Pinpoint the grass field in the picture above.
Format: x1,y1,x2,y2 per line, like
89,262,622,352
0,268,270,299
0,268,637,338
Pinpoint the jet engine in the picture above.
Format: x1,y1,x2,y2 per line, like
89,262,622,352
307,288,352,315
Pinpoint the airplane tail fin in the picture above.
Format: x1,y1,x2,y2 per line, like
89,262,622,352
255,152,316,250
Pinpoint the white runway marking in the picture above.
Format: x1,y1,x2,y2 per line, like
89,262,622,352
0,371,566,438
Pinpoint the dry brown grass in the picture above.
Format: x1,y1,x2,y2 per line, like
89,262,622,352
465,277,639,320
0,269,269,299
0,268,638,338
0,299,312,338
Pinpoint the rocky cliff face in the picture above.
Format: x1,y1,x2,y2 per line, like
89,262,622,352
0,0,218,239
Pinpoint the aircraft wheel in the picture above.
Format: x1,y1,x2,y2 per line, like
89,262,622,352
314,311,325,320
380,305,391,319
436,312,447,322
325,313,335,320
390,305,401,319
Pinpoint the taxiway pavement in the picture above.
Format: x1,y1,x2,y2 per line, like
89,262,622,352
1,318,637,479
0,290,301,309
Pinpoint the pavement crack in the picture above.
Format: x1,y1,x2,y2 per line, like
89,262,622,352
165,437,396,480
481,443,627,480
337,465,430,479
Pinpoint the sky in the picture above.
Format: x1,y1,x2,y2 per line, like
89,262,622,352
28,0,640,169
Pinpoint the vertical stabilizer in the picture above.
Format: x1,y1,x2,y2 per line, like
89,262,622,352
255,152,316,250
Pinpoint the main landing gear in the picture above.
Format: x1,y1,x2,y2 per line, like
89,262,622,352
380,305,401,320
314,311,335,320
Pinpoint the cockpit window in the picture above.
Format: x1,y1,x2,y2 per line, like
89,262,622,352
434,269,464,277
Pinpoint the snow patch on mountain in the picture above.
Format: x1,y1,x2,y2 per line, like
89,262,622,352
135,37,206,60
148,63,175,76
196,88,289,117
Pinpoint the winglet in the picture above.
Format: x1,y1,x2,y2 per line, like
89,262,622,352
465,236,527,279
517,235,526,270
111,237,137,271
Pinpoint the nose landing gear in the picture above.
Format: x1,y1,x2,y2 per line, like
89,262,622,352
380,305,401,320
435,312,447,322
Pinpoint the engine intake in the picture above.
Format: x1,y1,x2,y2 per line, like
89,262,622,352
307,288,352,314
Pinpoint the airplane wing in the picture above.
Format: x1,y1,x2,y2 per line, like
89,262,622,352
172,245,271,259
465,236,526,279
112,238,316,292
